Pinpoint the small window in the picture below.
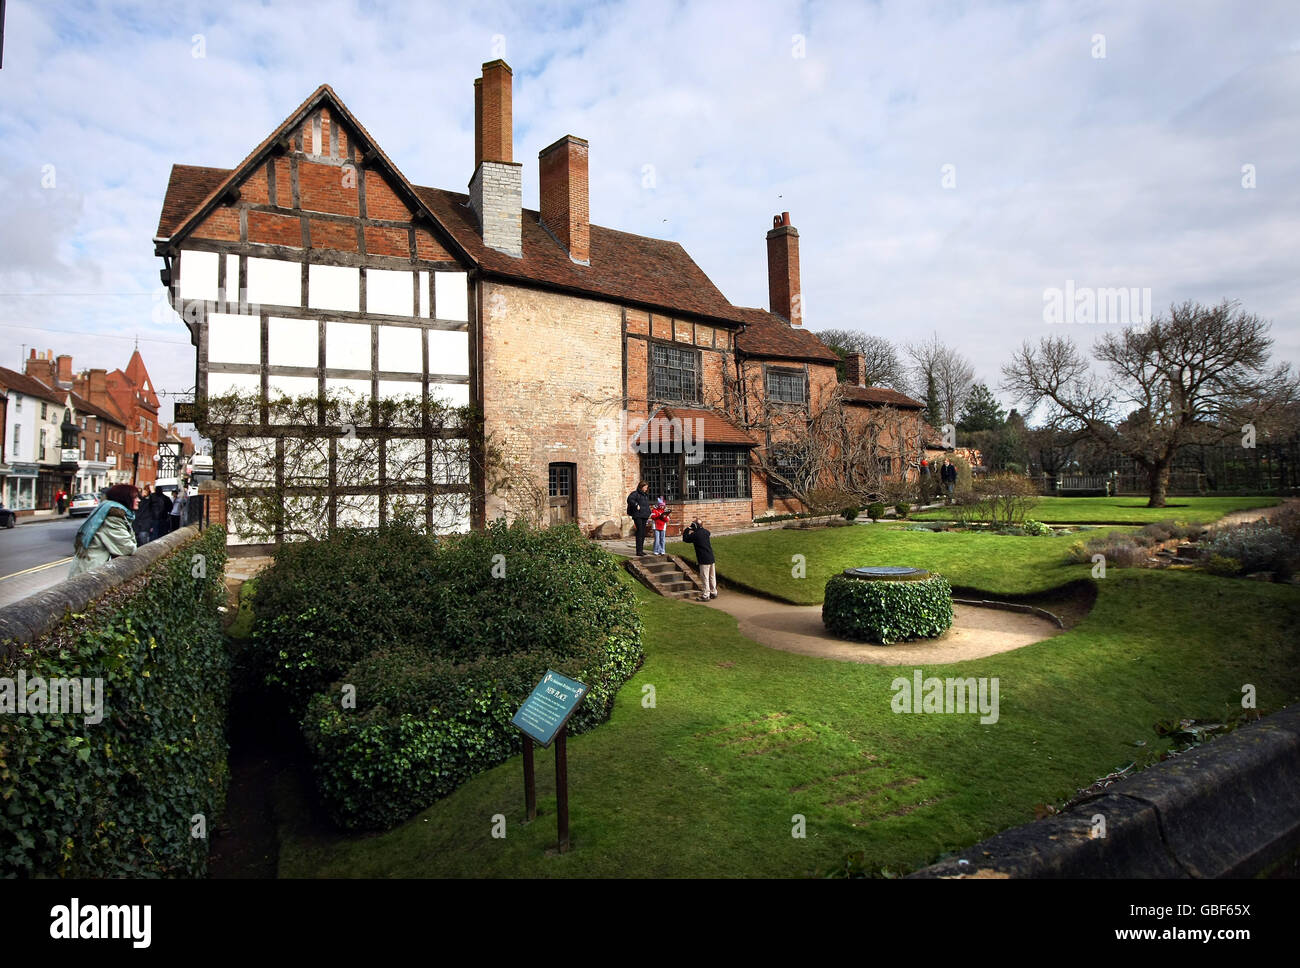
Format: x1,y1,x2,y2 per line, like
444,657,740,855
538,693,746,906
765,367,806,405
878,456,893,477
41,402,47,419
651,343,701,403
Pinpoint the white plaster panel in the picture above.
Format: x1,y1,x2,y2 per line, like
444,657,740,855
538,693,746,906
268,316,319,367
427,330,469,375
378,326,423,373
326,321,372,370
434,271,468,321
207,313,261,365
309,264,360,312
418,270,430,317
366,269,414,317
179,249,219,302
247,257,302,308
429,382,470,408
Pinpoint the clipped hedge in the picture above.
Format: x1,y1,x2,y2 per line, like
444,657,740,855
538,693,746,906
822,573,953,644
0,526,229,877
252,520,644,829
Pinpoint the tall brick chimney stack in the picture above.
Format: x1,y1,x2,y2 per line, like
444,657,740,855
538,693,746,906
766,212,802,325
846,352,866,388
56,354,73,386
539,135,590,264
26,349,55,387
469,60,522,257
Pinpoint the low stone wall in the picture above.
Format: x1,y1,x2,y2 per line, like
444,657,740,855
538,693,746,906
910,703,1300,878
0,525,201,657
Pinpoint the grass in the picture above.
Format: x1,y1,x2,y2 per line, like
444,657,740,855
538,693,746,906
275,546,1300,878
670,524,1115,604
910,495,1278,524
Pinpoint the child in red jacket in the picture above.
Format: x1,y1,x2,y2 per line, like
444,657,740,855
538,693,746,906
650,498,670,555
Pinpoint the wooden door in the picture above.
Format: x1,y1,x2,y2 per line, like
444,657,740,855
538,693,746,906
548,463,576,525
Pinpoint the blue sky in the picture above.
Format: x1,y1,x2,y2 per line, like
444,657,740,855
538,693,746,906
1,0,1297,425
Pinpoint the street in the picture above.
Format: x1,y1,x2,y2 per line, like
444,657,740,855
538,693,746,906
0,518,83,607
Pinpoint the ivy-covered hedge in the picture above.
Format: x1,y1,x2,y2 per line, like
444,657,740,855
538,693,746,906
822,573,953,644
250,520,644,830
0,526,229,877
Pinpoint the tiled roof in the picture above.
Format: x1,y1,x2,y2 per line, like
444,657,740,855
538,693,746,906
69,392,127,427
155,84,846,358
732,307,840,362
0,367,68,406
844,384,926,410
631,406,757,448
156,165,229,239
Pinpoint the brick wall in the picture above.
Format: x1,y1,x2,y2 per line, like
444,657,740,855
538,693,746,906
481,280,624,532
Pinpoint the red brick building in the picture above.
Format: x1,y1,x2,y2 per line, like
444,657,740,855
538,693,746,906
154,61,924,542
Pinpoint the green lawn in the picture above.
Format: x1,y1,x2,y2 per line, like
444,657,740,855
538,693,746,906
911,495,1278,524
670,524,1113,604
276,545,1300,878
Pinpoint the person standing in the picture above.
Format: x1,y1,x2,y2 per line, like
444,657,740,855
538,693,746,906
148,487,173,541
134,484,156,546
941,458,957,505
169,487,188,533
626,481,652,556
650,498,671,556
682,519,717,601
55,489,67,515
68,484,138,577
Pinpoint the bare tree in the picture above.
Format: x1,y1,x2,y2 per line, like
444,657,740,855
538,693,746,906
815,329,907,388
905,333,975,428
1002,300,1298,507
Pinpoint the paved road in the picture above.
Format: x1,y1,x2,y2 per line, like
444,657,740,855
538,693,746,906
0,518,83,607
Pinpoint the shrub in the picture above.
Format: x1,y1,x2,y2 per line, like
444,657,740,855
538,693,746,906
822,574,953,644
894,502,911,519
1205,522,1295,578
1205,554,1243,577
0,526,229,877
842,507,859,521
1022,519,1050,536
969,473,1039,528
866,502,886,522
1274,503,1300,543
1067,532,1149,568
253,520,644,829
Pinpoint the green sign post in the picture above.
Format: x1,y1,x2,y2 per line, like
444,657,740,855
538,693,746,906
512,670,587,853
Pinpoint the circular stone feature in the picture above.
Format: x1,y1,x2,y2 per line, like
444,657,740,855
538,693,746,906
842,566,931,582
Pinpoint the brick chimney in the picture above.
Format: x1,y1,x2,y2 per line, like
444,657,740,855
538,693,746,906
766,212,802,325
56,354,73,386
539,135,590,264
469,60,522,257
25,348,55,387
845,352,866,388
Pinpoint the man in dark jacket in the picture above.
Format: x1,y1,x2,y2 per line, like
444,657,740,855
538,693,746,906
148,487,173,540
627,481,652,556
682,519,717,601
940,458,958,505
134,484,157,546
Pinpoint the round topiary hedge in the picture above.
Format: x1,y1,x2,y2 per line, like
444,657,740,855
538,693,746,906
822,572,953,644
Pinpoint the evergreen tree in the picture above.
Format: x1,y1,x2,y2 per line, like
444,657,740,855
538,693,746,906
958,383,1006,433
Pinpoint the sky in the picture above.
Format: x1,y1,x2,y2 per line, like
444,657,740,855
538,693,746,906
1,0,1297,429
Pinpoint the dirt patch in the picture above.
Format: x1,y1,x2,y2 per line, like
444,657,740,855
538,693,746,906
703,586,1091,665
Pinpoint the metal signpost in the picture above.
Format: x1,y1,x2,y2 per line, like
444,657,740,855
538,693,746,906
511,669,587,854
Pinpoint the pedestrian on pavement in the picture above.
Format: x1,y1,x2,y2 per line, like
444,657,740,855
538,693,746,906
650,497,670,556
941,457,958,505
55,489,67,515
626,481,652,556
69,484,138,578
169,487,188,533
134,484,156,546
147,487,173,541
681,519,717,601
